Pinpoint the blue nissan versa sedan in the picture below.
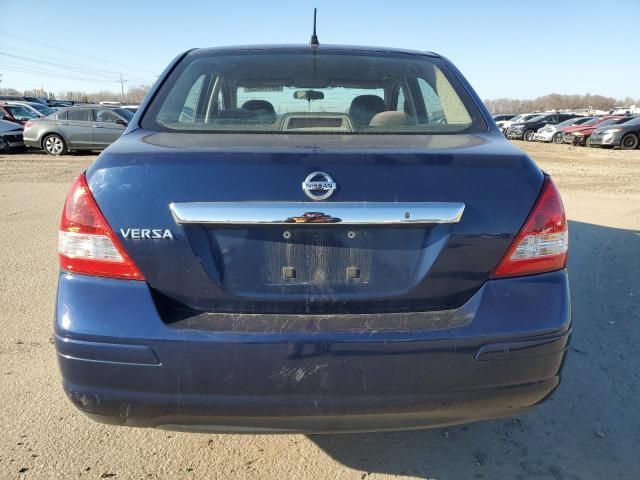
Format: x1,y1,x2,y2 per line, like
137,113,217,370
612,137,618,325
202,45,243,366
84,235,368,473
55,44,570,433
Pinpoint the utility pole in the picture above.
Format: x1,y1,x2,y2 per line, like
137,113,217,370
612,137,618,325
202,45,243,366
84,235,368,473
119,74,125,103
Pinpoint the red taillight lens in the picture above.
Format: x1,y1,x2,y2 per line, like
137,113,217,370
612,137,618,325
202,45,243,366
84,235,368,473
58,173,145,280
24,121,33,129
492,176,568,278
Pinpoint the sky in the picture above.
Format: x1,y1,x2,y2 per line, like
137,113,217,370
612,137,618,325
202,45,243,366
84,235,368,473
1,0,638,100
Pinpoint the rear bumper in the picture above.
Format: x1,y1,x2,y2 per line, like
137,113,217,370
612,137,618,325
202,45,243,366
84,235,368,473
55,270,571,433
23,138,41,148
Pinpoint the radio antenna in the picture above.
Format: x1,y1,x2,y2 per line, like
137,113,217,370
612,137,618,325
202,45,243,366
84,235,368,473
310,8,319,46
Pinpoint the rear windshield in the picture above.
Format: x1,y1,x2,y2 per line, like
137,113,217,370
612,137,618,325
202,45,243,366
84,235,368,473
5,105,39,121
142,50,486,134
113,108,134,120
556,118,580,128
614,116,635,125
29,103,54,115
596,118,620,128
572,117,593,125
582,118,601,126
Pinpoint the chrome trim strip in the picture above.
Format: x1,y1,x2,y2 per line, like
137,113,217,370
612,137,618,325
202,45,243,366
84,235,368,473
170,202,465,225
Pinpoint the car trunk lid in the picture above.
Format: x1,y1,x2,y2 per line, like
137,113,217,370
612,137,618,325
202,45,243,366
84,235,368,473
87,130,543,314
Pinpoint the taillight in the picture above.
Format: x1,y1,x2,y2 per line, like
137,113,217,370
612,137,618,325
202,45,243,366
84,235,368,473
492,176,568,278
58,173,145,280
24,121,33,129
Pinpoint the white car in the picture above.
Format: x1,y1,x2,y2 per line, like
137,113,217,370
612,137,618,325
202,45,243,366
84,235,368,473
3,101,53,118
497,113,541,135
533,117,593,143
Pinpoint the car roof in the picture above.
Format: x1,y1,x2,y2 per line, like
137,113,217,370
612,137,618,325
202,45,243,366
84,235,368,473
60,104,121,109
190,44,440,58
3,101,41,106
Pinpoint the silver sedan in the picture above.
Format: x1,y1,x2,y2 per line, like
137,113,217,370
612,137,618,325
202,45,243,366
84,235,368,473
589,116,640,149
23,105,133,155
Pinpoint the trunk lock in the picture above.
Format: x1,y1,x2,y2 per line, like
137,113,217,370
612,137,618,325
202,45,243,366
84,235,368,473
282,267,296,279
283,231,292,240
347,267,360,279
347,231,356,239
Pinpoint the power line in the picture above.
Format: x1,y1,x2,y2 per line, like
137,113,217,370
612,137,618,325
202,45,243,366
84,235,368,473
0,30,159,78
1,53,124,80
0,64,123,84
0,29,159,94
0,62,120,81
0,52,153,83
0,51,152,83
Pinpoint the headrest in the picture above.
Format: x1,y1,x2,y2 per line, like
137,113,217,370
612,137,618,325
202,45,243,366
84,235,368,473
369,111,413,127
242,100,275,115
241,100,276,123
348,95,386,127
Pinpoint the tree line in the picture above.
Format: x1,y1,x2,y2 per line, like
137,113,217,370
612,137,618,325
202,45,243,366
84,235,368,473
484,93,640,114
0,85,151,104
2,87,638,112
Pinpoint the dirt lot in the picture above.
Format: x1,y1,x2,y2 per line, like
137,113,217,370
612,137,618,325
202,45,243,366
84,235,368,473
1,142,639,480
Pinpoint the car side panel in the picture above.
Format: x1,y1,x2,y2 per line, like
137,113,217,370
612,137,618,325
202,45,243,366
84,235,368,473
92,120,126,147
24,121,70,150
63,119,94,148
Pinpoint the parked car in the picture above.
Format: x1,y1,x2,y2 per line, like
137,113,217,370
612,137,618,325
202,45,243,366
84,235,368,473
492,114,515,122
0,119,24,152
507,113,579,141
562,116,625,145
496,113,541,135
0,95,26,102
23,105,133,155
589,115,640,149
2,95,49,106
121,104,139,113
54,44,570,433
3,101,48,118
47,99,74,108
533,116,593,143
13,101,57,117
609,107,637,116
0,103,41,125
22,96,48,105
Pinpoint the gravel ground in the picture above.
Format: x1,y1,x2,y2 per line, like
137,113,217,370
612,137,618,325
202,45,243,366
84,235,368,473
0,142,639,480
